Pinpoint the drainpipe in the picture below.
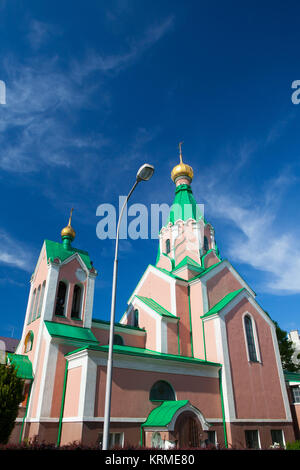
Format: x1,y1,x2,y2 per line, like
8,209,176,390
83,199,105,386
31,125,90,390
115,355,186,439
56,358,68,447
218,368,228,448
19,380,33,443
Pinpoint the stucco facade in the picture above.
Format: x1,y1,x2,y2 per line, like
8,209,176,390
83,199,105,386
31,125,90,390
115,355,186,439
7,157,299,449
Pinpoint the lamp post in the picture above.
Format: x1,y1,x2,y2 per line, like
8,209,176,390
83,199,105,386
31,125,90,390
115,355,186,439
102,163,155,450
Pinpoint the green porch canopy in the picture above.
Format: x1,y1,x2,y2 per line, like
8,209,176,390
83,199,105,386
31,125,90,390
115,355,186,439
142,400,189,428
7,354,34,380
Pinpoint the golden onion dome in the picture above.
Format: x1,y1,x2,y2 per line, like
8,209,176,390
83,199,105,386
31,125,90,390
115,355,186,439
61,208,76,240
171,142,193,183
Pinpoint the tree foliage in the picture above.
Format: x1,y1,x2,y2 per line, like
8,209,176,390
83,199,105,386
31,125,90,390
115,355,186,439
273,320,300,372
0,363,24,444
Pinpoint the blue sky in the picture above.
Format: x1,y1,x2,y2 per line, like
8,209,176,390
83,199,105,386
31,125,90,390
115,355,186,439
0,0,300,339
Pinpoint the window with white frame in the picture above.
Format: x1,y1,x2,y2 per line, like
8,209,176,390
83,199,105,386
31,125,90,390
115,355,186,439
292,386,300,403
98,432,124,449
271,429,284,448
244,314,258,362
245,430,260,449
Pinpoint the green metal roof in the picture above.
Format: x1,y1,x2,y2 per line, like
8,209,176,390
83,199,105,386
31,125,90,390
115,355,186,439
45,239,92,269
173,256,203,273
44,321,98,345
135,295,178,319
284,371,300,383
164,184,203,226
65,343,222,368
201,288,245,318
7,354,34,380
142,400,189,427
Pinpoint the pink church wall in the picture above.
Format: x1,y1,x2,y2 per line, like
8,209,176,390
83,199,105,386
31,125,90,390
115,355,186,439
189,282,205,359
94,365,222,420
203,251,220,269
30,339,46,418
135,271,173,314
167,321,179,355
225,297,286,420
176,284,192,357
206,267,242,310
50,344,77,417
203,320,218,363
91,325,146,348
136,305,157,351
63,366,82,417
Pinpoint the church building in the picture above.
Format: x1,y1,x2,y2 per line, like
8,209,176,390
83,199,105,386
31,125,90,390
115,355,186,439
7,150,299,449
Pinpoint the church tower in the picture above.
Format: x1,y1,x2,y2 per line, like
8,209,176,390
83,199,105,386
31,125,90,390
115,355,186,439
156,143,220,281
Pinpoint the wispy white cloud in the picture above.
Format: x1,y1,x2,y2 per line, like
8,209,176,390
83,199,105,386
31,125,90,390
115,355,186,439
0,230,35,272
27,19,61,51
196,161,300,294
72,16,175,81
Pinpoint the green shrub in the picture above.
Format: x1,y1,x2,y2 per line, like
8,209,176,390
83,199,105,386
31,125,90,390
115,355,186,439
286,440,300,450
0,363,24,444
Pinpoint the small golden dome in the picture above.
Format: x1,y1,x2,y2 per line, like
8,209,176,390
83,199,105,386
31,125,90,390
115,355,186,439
61,208,76,241
171,142,194,182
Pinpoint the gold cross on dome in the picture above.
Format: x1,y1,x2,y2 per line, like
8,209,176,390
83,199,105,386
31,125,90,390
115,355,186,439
179,141,183,163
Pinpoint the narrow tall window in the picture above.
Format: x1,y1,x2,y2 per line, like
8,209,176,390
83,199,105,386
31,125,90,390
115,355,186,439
165,239,170,254
27,289,36,324
55,281,67,316
245,430,260,449
204,236,209,252
37,281,46,319
244,315,257,362
32,285,41,321
133,309,139,327
71,284,82,319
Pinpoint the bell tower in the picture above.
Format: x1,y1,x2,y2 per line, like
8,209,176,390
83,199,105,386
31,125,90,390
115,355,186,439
156,144,219,275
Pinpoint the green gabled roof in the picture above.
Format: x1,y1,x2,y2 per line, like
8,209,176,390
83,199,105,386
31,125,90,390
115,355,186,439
201,288,245,318
7,354,34,380
44,320,98,345
155,266,186,281
142,400,189,427
135,295,178,319
65,344,222,368
173,256,203,273
44,239,92,269
284,371,300,383
164,184,203,226
188,261,223,282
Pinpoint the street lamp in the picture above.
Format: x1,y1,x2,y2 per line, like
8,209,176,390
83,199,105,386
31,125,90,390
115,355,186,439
102,163,154,450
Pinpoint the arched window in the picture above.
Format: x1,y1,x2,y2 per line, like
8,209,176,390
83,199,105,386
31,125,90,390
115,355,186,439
32,285,41,321
27,288,36,324
37,281,46,319
24,330,34,353
133,309,139,327
204,236,209,252
71,284,82,319
113,334,124,346
55,281,67,316
165,239,170,254
149,380,175,401
244,315,257,362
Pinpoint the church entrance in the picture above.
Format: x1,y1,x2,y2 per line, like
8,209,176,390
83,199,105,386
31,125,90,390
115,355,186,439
174,411,203,448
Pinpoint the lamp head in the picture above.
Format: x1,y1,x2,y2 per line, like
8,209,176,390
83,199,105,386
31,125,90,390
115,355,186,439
136,163,154,182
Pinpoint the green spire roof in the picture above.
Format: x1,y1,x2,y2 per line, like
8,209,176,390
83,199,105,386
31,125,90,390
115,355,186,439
164,184,203,226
